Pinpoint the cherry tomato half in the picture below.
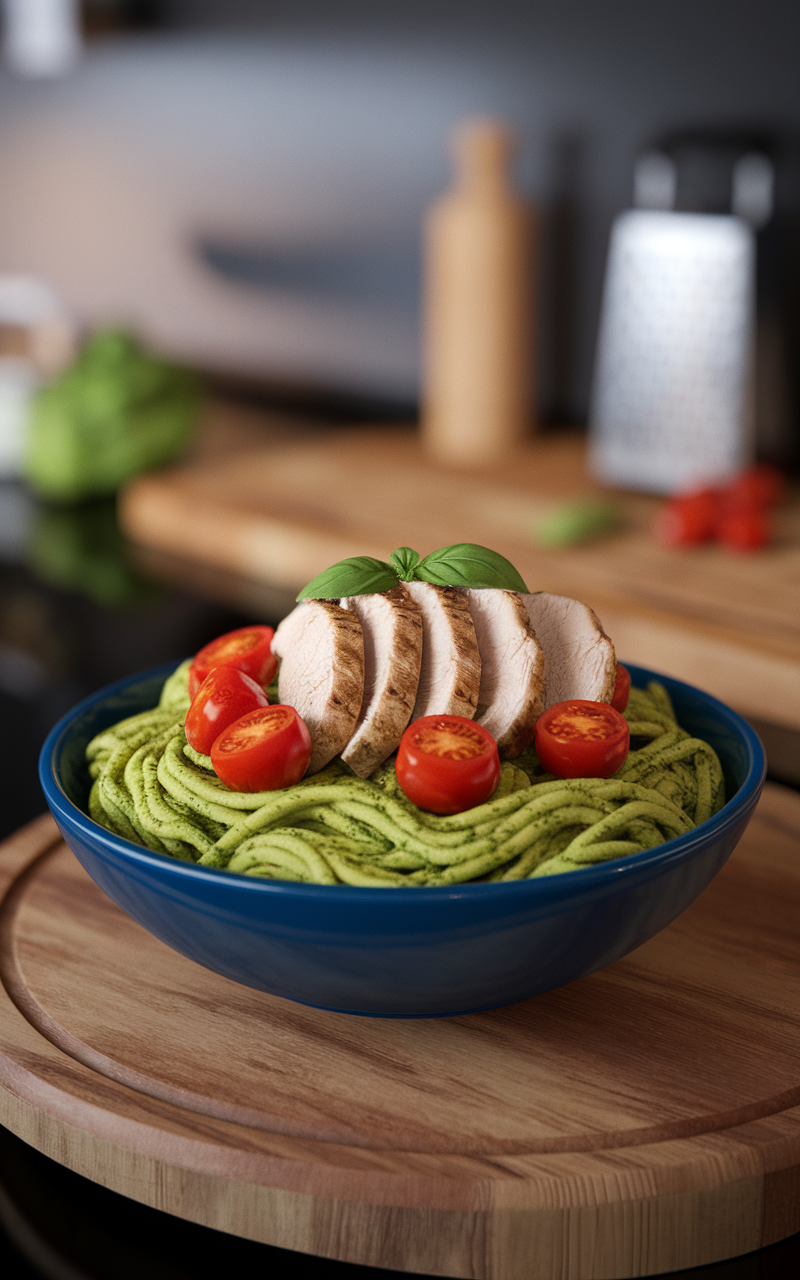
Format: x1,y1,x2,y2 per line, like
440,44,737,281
610,663,631,714
189,626,277,700
395,715,500,815
185,666,269,756
534,700,629,779
210,705,312,793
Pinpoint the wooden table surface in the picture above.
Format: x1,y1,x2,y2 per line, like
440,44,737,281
2,785,800,1279
119,403,800,734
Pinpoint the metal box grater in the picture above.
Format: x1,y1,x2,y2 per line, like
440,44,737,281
589,210,755,493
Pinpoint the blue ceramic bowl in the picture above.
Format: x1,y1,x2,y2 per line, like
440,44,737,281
40,663,765,1017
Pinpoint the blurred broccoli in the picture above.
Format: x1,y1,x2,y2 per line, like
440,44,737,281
25,329,201,502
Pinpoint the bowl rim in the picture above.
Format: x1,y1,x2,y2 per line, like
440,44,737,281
39,661,766,904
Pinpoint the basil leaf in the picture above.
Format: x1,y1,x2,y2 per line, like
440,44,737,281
415,543,529,592
389,546,420,581
297,557,399,601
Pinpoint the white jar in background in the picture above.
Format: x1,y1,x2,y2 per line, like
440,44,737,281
0,357,39,478
0,277,76,477
2,0,80,78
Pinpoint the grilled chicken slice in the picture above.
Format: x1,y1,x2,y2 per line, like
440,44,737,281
272,600,364,774
339,585,423,778
405,581,481,721
465,589,545,758
519,592,616,708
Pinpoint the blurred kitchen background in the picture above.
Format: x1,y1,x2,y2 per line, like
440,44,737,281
1,0,800,843
0,0,796,421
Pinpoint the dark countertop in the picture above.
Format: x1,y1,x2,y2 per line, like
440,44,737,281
1,479,799,1280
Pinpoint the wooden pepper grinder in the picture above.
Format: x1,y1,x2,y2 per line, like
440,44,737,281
422,118,536,466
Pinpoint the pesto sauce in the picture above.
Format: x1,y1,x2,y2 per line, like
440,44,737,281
86,670,725,885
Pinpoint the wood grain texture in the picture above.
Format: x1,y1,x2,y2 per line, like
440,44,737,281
1,788,800,1276
118,416,800,731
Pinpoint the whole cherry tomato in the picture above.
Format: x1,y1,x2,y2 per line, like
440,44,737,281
725,464,785,510
189,625,277,700
395,715,500,815
210,705,312,793
534,700,629,779
185,666,269,756
717,504,769,553
653,489,719,547
610,663,631,714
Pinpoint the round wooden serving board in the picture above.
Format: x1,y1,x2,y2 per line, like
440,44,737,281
1,786,800,1280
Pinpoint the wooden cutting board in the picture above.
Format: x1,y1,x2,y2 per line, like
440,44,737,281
119,409,800,732
2,786,800,1279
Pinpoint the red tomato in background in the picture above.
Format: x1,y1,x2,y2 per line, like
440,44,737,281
185,666,269,756
610,663,631,713
717,504,770,553
535,700,629,779
210,705,312,793
395,715,500,815
653,490,719,547
189,626,277,699
725,464,785,510
653,464,784,555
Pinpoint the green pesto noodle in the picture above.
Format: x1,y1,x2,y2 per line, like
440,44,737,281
85,663,726,885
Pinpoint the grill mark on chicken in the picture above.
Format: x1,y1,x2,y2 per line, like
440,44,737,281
272,600,364,774
406,582,481,721
519,592,616,708
340,585,423,778
465,589,545,758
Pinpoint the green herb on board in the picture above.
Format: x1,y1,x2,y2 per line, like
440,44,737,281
297,543,528,600
534,499,623,549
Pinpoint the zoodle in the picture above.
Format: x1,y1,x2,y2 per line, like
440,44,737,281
85,661,725,887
